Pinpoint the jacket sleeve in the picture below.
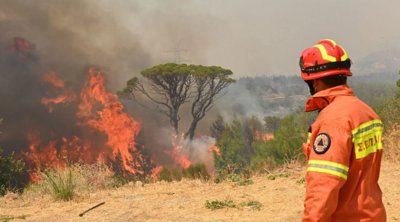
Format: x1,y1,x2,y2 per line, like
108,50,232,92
302,120,352,222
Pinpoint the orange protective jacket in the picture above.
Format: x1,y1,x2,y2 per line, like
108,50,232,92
302,85,386,222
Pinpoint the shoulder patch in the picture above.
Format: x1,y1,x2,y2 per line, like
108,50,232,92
313,133,331,154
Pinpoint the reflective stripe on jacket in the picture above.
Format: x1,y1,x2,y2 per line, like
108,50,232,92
302,84,386,222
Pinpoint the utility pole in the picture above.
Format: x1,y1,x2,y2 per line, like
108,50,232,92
164,41,190,63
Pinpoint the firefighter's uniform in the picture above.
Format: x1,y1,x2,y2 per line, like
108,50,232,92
299,39,386,221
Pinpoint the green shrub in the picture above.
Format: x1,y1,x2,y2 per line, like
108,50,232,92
240,200,263,211
205,199,236,210
42,168,75,201
214,120,248,175
182,163,210,181
0,148,26,196
158,168,173,182
266,173,290,181
158,163,210,182
250,110,311,171
0,214,29,222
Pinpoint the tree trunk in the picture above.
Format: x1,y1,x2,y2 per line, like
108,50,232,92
185,120,198,140
171,110,179,135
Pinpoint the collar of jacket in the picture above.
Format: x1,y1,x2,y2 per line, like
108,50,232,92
305,84,354,112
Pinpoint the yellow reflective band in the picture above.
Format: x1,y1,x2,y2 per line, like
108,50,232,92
340,46,348,61
352,120,383,159
314,44,337,62
306,132,312,143
308,160,349,171
307,160,348,180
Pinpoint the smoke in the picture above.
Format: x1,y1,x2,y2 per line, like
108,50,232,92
0,1,222,174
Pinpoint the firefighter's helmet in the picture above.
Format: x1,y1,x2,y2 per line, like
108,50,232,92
299,39,352,81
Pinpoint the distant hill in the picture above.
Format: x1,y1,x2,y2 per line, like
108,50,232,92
216,72,398,119
352,49,400,76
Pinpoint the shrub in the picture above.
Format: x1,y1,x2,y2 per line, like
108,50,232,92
42,167,75,201
158,168,174,182
25,163,120,199
0,148,26,196
214,120,248,175
158,163,210,182
240,200,263,211
205,199,236,210
182,163,210,181
250,110,312,171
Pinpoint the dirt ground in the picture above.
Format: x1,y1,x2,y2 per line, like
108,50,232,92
1,161,399,222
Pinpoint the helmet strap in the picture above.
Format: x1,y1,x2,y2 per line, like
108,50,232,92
301,59,351,75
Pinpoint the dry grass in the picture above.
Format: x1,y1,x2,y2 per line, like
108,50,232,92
0,160,399,221
23,162,117,201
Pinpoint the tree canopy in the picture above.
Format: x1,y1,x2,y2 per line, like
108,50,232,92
122,63,235,139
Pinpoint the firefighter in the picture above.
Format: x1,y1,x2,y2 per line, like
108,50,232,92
299,39,386,221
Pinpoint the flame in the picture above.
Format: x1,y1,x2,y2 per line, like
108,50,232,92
149,165,163,180
168,133,192,169
77,66,143,175
42,71,65,89
26,132,65,181
41,71,76,112
255,131,274,141
208,145,221,156
28,66,145,179
25,65,221,181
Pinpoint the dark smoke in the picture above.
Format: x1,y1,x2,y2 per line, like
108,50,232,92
0,1,219,170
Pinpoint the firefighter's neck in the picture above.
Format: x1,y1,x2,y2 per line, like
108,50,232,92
313,79,330,93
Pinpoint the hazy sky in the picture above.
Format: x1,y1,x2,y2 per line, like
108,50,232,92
1,0,400,80
129,0,400,76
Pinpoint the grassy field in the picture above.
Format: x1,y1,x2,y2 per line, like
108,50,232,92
0,161,399,222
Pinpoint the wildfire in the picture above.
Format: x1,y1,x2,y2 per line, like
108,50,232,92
42,71,65,89
26,133,93,181
208,145,221,156
255,131,274,141
24,66,223,181
41,71,76,112
77,66,143,175
27,66,146,179
169,133,192,169
3,37,221,181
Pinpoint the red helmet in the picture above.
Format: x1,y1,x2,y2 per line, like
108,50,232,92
299,39,352,81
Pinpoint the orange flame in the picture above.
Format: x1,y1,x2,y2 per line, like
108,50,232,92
77,66,143,175
28,66,146,179
169,133,192,169
41,71,76,112
42,71,65,89
255,131,274,141
208,145,221,156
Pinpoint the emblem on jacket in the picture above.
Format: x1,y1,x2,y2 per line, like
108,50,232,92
313,133,331,154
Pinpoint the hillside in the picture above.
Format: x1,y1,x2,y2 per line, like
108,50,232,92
215,73,398,119
1,160,398,222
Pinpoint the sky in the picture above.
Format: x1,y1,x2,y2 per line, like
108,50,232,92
1,0,400,83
